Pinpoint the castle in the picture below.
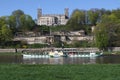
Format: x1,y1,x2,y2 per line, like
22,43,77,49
37,8,69,26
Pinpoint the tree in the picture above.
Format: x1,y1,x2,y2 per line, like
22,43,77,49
40,25,50,35
0,16,7,28
66,9,85,31
8,15,17,33
11,10,35,32
0,30,2,41
1,24,13,42
112,8,120,19
20,14,35,32
100,14,120,47
94,23,109,50
11,10,24,29
88,9,100,26
12,9,24,17
94,12,120,50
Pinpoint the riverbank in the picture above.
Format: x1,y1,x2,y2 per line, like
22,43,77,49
0,52,22,55
0,64,120,80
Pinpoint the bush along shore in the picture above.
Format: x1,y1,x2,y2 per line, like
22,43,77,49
0,64,120,80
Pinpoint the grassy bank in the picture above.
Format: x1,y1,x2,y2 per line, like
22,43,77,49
0,64,120,80
0,52,22,55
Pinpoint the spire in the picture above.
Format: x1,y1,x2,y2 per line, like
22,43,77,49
37,8,42,19
64,8,69,19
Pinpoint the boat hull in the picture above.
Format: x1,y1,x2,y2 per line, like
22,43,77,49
23,54,50,58
23,53,101,58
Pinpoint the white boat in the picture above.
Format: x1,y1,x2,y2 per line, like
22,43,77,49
67,52,102,57
48,50,64,57
23,54,50,58
22,49,103,58
23,50,64,58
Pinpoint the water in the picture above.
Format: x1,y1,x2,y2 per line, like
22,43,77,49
0,55,120,64
0,55,23,64
23,57,96,64
96,55,120,64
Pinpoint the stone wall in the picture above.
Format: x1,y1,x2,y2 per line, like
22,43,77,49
14,36,53,44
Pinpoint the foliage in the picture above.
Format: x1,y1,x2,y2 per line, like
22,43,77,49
12,9,24,17
50,25,67,32
11,10,24,29
19,14,35,31
62,41,94,48
88,9,100,25
66,9,86,31
27,44,48,48
1,24,13,41
0,16,7,28
94,12,120,50
77,40,94,47
39,25,50,35
0,9,35,33
8,15,17,34
0,41,26,48
112,8,120,19
53,42,62,48
94,23,109,50
0,24,13,48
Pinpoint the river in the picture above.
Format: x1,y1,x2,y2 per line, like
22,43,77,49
0,55,120,64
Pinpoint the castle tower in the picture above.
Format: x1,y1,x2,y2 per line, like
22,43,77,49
37,8,42,19
64,8,69,19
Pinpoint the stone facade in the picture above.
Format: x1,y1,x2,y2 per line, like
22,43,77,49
14,30,93,44
14,36,54,44
37,8,69,26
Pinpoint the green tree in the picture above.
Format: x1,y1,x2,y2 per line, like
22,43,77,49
0,24,13,47
0,30,2,41
101,14,120,47
67,9,85,31
11,10,35,32
88,9,100,26
12,9,24,17
94,23,109,50
1,24,13,42
40,25,50,35
94,12,120,50
20,14,35,32
112,8,120,19
0,16,7,28
8,15,17,33
12,10,24,29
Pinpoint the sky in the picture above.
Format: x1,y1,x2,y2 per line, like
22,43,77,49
0,0,120,19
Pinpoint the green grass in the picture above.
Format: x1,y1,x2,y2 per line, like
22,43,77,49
0,64,120,80
0,52,22,55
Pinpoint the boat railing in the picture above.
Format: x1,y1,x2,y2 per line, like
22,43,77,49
22,48,98,55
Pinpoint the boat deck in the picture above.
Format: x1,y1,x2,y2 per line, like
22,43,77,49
22,48,102,58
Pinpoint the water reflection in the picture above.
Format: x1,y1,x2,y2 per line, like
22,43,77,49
0,55,23,64
97,55,120,64
23,57,97,64
0,55,96,64
1,55,120,64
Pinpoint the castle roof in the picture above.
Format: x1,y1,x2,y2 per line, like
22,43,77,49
42,14,65,17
